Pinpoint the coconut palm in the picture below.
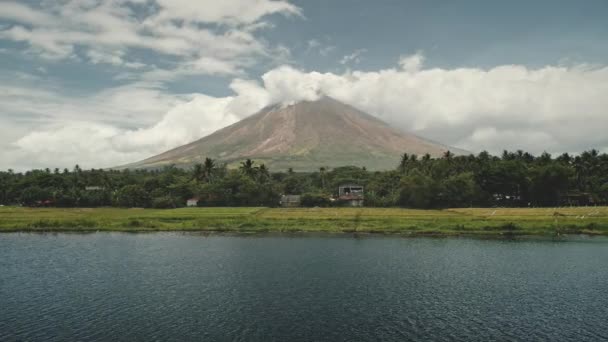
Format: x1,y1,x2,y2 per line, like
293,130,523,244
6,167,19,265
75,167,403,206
240,159,256,178
319,166,328,188
203,157,216,183
398,153,409,173
192,163,204,183
257,164,270,183
443,150,453,161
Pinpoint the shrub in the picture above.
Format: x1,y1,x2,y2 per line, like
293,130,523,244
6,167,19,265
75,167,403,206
301,192,331,207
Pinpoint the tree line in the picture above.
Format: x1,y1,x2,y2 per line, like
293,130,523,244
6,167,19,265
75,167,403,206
1,150,607,209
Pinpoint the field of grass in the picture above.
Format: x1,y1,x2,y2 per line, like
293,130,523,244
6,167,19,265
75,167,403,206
1,206,608,236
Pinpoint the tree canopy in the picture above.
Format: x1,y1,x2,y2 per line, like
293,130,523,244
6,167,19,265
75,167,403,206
1,150,607,209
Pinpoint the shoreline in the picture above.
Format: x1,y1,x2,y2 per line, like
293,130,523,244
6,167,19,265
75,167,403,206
1,206,607,236
3,230,608,243
1,223,606,236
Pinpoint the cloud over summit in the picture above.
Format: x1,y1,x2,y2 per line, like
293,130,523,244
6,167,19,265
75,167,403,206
3,54,608,170
1,1,608,170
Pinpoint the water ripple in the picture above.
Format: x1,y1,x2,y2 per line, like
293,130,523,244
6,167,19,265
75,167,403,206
1,233,607,341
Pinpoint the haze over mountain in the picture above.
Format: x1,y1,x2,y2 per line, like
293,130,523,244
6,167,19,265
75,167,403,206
122,97,467,171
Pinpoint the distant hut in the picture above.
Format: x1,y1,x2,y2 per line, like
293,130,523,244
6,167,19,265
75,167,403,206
186,197,200,207
338,184,364,207
280,195,301,207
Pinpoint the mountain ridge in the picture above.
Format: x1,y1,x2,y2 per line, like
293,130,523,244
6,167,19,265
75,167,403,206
120,96,468,171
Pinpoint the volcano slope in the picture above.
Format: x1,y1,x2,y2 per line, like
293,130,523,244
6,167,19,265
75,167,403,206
123,96,467,171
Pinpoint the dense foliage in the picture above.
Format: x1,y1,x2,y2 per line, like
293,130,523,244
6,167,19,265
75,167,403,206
1,150,608,208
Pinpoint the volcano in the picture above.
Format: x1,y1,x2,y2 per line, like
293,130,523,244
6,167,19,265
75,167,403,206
122,96,467,171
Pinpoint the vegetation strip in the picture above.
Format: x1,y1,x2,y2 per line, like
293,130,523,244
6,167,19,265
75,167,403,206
1,207,607,236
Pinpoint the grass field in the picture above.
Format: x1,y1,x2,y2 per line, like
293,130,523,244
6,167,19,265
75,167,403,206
1,206,608,236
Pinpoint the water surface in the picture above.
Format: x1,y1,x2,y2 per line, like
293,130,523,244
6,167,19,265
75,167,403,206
1,233,607,341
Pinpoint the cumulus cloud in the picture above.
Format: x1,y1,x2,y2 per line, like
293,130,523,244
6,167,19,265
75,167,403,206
246,58,608,157
0,80,271,170
398,51,424,72
9,123,139,169
113,95,241,153
3,53,608,170
0,0,300,72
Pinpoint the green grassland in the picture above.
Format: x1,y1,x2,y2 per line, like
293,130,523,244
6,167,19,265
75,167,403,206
1,206,608,236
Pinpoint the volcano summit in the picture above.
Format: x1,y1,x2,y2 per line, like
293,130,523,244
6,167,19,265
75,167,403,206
122,97,466,171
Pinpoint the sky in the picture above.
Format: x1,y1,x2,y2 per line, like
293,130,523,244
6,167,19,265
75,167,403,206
1,0,608,170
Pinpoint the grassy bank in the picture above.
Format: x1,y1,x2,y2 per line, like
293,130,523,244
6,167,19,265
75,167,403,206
1,206,608,236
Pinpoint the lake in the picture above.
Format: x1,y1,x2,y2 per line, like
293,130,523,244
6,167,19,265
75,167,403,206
1,233,607,341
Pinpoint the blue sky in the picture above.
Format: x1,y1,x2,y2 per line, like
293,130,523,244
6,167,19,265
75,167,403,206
1,0,608,170
280,0,608,69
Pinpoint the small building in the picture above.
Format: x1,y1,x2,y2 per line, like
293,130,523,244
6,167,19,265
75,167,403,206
34,199,53,207
186,197,200,207
492,193,522,206
280,195,301,207
562,192,595,206
338,184,364,207
85,186,104,191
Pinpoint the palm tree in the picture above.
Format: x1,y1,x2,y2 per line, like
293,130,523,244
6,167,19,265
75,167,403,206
192,163,204,182
398,153,409,173
443,150,453,161
257,164,270,183
319,166,327,188
557,153,572,165
203,157,216,183
240,159,256,178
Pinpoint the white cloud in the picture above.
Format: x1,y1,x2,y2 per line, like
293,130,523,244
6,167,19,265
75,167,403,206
340,49,367,65
150,0,301,25
86,49,145,69
0,0,300,72
0,80,269,170
0,2,55,26
306,39,335,56
460,127,559,154
0,82,184,126
9,122,140,169
398,51,424,72
113,94,242,154
187,56,243,75
253,57,608,155
3,53,608,170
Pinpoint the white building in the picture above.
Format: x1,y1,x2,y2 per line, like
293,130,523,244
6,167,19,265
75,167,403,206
186,198,199,207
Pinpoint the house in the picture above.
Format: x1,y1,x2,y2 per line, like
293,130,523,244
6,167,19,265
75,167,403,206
280,195,301,207
34,199,53,207
338,184,364,207
186,198,200,207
